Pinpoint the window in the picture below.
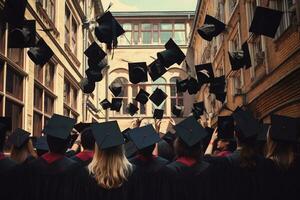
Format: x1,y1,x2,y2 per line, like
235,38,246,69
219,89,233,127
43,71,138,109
174,23,186,45
119,23,132,45
141,23,152,44
133,24,139,45
5,99,23,131
38,0,56,23
153,24,159,44
33,62,55,136
152,77,167,113
160,23,173,44
0,16,5,54
132,85,146,115
7,48,24,68
6,66,23,100
111,77,128,115
233,71,243,95
65,5,78,55
64,78,78,120
170,77,184,117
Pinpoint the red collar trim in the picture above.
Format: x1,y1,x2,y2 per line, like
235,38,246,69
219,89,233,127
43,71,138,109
75,150,94,161
42,152,64,164
176,157,197,167
217,150,232,157
137,154,158,162
0,152,5,160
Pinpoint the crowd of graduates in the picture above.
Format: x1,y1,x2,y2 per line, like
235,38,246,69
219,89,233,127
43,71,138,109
0,108,300,200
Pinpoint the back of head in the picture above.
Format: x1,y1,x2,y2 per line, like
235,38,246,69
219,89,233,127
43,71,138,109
81,128,95,151
88,144,133,189
174,137,203,161
138,144,155,157
47,135,70,154
10,139,37,163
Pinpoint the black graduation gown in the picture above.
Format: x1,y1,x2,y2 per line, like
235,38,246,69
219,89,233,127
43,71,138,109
71,151,93,167
0,156,17,200
158,159,213,200
130,155,169,172
14,153,89,200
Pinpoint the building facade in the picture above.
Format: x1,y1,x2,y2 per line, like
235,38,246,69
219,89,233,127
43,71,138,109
0,0,104,135
98,11,195,132
188,0,300,126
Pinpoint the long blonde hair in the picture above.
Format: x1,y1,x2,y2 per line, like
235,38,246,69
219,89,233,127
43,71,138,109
10,140,37,164
266,134,295,170
88,144,133,189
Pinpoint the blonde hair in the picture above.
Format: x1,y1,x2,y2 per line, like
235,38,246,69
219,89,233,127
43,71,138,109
266,133,294,170
10,140,37,164
88,144,133,189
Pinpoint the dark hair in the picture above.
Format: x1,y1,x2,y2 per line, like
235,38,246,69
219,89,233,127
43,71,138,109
158,140,175,161
174,137,203,161
138,144,155,157
81,128,95,151
47,135,70,154
0,131,6,152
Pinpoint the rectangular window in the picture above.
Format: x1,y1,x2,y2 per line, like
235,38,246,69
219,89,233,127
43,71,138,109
40,0,56,22
160,31,172,44
0,17,5,54
34,64,43,83
71,18,77,55
64,78,78,117
5,99,23,131
34,85,43,111
120,23,132,45
44,93,54,115
33,112,43,137
7,48,24,68
6,66,23,100
174,31,186,45
44,62,54,90
160,23,172,30
64,6,71,47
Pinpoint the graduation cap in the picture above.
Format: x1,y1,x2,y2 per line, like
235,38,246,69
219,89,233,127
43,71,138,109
217,116,234,140
269,115,299,143
9,128,30,148
128,125,160,150
176,78,189,93
8,20,36,48
195,63,214,86
100,99,111,110
27,38,54,67
128,62,148,84
0,117,12,132
84,42,107,63
149,88,168,107
172,105,184,117
229,41,252,70
86,68,103,82
232,107,261,139
210,76,226,94
126,103,139,116
135,89,150,105
162,131,177,145
153,109,164,119
197,15,226,41
174,116,208,147
91,121,125,150
122,128,132,142
80,78,95,94
192,102,204,119
2,0,27,26
111,98,123,112
125,141,137,158
94,11,125,48
74,122,91,133
43,114,76,140
109,82,122,97
148,59,167,81
215,92,227,103
157,38,185,68
249,6,283,38
257,124,270,142
35,136,49,152
187,77,200,95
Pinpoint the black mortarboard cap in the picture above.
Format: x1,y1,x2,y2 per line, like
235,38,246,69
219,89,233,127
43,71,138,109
148,59,167,81
215,92,227,103
176,78,189,93
74,122,91,133
232,107,261,139
174,116,208,147
128,125,160,150
68,133,79,148
2,0,27,26
27,38,54,67
162,132,177,145
86,68,103,82
127,103,139,116
0,117,12,132
109,82,122,97
257,124,270,142
172,105,184,117
95,11,125,45
135,89,150,105
84,42,107,64
153,109,164,119
149,88,168,107
35,136,49,151
187,77,200,95
125,141,137,158
111,98,123,112
80,78,96,94
217,116,234,140
197,15,226,41
195,63,214,86
192,102,204,119
249,6,283,38
8,20,36,48
91,121,125,149
100,99,111,110
9,128,30,148
229,41,252,70
210,76,226,94
269,115,298,143
122,128,132,142
43,114,76,140
128,62,148,84
157,38,185,68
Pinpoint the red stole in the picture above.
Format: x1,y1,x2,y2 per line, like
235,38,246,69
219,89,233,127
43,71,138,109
42,152,64,164
176,157,197,167
0,152,5,160
137,154,158,162
217,150,232,157
75,150,94,161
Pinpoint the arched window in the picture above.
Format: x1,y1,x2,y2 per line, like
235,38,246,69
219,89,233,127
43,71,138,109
170,77,184,117
111,77,128,115
152,77,167,113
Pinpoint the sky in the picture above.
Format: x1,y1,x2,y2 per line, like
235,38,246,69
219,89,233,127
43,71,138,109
102,0,198,12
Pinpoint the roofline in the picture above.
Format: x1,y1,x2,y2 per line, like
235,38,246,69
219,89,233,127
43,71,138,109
112,11,195,17
188,0,202,48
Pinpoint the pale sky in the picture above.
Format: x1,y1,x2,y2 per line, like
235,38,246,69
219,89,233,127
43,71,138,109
102,0,198,12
